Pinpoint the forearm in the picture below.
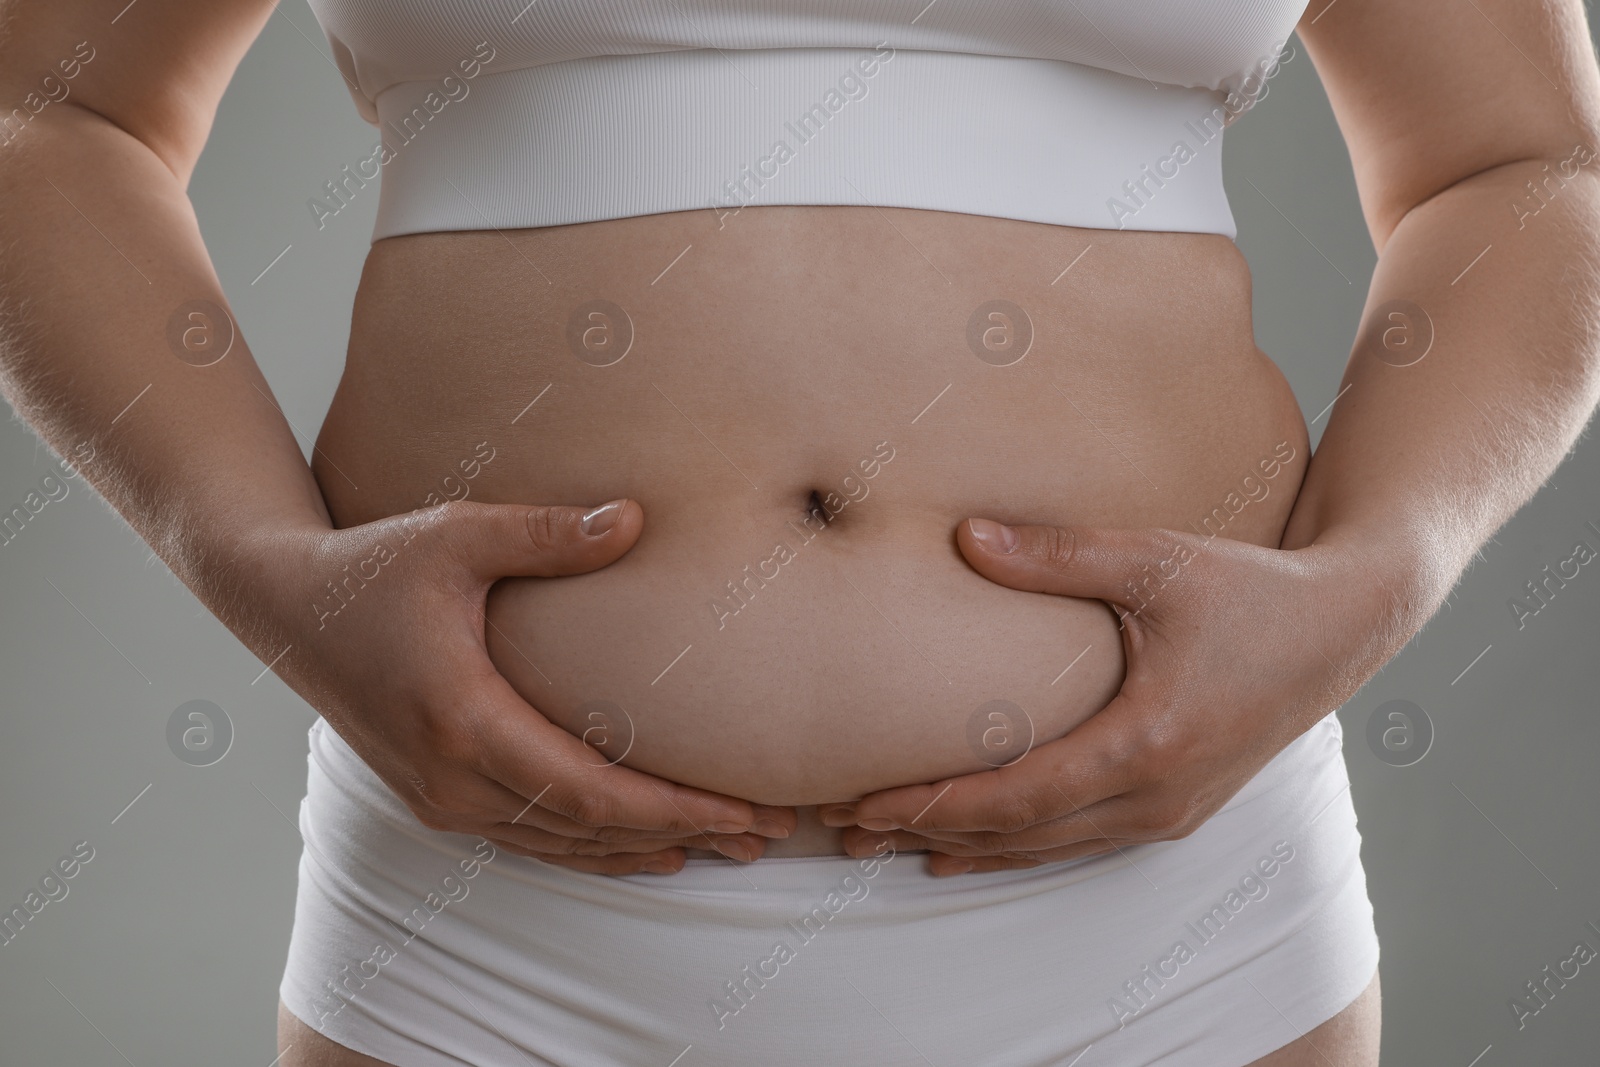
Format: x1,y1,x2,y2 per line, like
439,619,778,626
0,105,331,639
1279,156,1600,631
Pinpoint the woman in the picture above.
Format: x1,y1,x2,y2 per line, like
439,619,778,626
2,0,1597,1063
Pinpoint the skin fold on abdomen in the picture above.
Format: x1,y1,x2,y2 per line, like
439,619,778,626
312,205,1310,853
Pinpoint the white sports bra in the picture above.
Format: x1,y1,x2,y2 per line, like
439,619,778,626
303,1,1310,242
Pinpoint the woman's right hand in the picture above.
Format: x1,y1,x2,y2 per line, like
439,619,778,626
0,3,796,875
246,498,796,874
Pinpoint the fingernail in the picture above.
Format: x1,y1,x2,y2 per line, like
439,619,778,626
937,860,974,876
714,839,756,862
642,860,677,875
859,817,897,832
710,820,747,834
580,499,627,535
753,818,791,838
819,807,857,827
967,518,1019,553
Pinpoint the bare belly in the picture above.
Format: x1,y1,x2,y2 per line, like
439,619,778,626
311,205,1309,856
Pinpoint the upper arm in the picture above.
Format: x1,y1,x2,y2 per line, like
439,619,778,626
1295,0,1600,250
0,0,281,182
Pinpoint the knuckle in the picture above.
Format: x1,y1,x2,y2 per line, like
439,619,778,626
1098,724,1143,770
592,823,646,844
1032,525,1079,571
1153,803,1188,836
563,790,614,829
990,793,1042,835
522,506,571,554
1124,718,1179,773
1133,797,1192,839
425,498,475,535
1093,722,1138,770
406,501,473,564
1161,801,1203,839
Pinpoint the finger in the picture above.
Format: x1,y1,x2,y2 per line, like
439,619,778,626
929,837,1136,874
496,787,757,844
841,826,1044,861
839,827,936,858
402,643,784,841
565,830,772,861
839,832,1052,875
859,794,1137,855
585,807,793,843
747,804,799,839
383,708,773,849
471,669,774,835
427,771,715,842
956,518,1206,613
846,833,1127,874
817,803,856,824
481,811,772,858
859,792,1161,856
488,839,691,875
919,838,1133,876
383,745,727,845
845,700,1141,837
422,497,645,582
852,779,1186,858
482,764,796,844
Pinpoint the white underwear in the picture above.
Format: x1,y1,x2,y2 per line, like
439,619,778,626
280,712,1378,1066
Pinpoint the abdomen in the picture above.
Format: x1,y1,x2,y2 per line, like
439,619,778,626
313,204,1309,806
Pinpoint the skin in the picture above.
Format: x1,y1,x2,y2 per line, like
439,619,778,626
313,204,1303,858
2,1,1598,1066
0,1,799,875
814,0,1600,878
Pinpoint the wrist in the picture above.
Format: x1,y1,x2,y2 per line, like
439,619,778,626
175,512,333,649
1297,523,1452,662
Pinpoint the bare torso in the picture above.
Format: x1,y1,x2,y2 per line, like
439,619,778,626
312,204,1308,857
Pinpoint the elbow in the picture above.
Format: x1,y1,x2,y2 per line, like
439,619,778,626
1374,147,1600,254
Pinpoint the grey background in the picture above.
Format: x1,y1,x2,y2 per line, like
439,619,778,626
2,6,1598,1065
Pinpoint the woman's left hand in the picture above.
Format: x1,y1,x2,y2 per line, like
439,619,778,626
819,516,1407,875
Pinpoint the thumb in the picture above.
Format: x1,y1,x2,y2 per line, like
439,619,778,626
956,518,1200,611
425,498,644,581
